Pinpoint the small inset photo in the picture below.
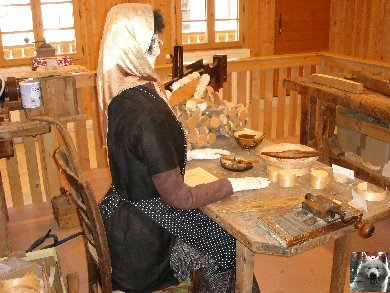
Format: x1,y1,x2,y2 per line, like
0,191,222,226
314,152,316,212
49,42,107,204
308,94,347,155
350,252,390,292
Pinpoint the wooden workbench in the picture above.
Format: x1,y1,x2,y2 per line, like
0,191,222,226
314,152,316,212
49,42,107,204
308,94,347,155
187,138,390,293
283,77,390,189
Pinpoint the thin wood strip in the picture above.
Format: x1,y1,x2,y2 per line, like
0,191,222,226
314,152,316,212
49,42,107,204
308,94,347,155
276,67,286,138
288,67,299,136
311,74,363,94
6,154,24,207
263,68,273,139
220,197,302,213
20,111,43,204
89,86,108,168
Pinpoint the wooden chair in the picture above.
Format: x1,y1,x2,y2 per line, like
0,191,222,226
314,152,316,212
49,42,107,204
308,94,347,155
32,116,112,292
33,116,201,293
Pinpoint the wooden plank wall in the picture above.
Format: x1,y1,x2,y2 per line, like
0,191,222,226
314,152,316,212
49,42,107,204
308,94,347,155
77,0,276,70
329,0,389,63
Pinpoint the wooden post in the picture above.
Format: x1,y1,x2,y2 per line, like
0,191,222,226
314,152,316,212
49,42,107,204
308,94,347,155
0,171,11,257
39,126,61,200
276,67,287,138
74,88,90,171
300,94,310,145
308,95,317,146
235,240,254,293
20,111,43,204
263,68,274,139
288,67,299,136
88,86,108,168
173,45,184,78
6,154,24,207
330,233,352,293
315,100,337,164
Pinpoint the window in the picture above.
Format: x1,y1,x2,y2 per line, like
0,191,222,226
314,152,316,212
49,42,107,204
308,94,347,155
177,0,242,49
0,0,83,65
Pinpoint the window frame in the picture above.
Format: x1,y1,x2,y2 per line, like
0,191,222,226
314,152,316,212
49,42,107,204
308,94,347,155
175,0,244,50
0,0,84,67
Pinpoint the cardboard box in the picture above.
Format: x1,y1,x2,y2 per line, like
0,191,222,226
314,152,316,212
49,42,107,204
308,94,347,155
0,248,66,292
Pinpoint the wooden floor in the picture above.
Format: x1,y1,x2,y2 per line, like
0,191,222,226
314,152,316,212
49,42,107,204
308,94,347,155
5,136,390,292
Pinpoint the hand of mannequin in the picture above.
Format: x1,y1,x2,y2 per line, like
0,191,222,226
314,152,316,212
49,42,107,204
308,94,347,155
227,177,271,192
187,148,231,161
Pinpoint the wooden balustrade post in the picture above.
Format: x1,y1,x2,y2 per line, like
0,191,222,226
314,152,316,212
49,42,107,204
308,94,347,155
0,170,11,257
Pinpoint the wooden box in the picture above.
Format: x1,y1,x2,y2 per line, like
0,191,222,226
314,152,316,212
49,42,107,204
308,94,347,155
51,192,80,229
336,108,390,167
0,248,66,292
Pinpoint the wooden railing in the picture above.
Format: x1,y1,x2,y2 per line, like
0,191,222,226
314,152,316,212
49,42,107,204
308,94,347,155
1,52,389,208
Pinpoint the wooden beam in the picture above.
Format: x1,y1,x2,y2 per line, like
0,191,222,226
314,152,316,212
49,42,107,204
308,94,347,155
351,71,390,96
330,233,352,293
310,74,363,94
0,121,50,139
235,240,254,293
336,112,390,143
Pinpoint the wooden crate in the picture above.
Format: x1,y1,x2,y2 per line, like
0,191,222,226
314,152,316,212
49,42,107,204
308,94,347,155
0,248,66,292
51,190,80,229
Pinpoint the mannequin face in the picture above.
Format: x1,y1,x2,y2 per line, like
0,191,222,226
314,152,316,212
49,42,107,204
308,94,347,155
146,34,162,67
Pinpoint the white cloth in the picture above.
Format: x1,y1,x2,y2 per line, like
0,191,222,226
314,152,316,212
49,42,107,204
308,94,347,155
227,177,271,193
187,148,230,161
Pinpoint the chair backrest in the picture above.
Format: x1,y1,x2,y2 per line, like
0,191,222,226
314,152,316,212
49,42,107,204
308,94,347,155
33,116,112,293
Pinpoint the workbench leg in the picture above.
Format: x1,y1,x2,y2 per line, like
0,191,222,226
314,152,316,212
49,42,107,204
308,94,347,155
300,94,310,146
330,233,352,293
235,240,254,293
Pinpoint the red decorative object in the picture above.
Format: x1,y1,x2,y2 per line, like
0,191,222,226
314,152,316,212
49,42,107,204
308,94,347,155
31,56,74,71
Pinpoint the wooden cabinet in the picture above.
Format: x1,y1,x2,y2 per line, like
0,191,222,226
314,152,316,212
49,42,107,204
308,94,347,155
275,0,330,54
